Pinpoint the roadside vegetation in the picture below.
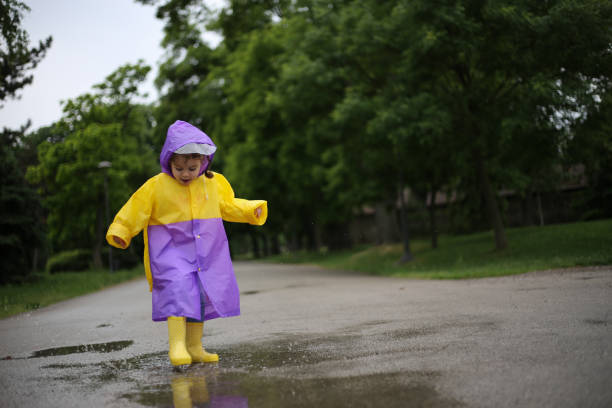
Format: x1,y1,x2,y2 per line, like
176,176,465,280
265,219,612,279
0,267,142,319
2,219,610,320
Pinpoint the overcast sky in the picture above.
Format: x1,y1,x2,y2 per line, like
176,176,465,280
0,0,223,132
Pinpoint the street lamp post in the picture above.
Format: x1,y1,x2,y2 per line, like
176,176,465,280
98,161,113,273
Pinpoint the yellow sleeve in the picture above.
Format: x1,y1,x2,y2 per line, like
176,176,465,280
106,177,155,249
215,173,268,226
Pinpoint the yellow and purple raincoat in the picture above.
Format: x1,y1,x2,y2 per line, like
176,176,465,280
106,120,267,322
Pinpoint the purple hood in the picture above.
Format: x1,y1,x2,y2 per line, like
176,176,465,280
160,120,216,176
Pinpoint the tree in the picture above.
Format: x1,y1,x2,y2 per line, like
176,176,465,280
219,23,291,253
138,0,612,258
0,0,52,104
211,0,291,51
0,124,46,283
0,0,51,282
266,2,385,250
328,0,460,256
141,0,296,253
389,0,612,250
27,62,157,269
567,88,612,220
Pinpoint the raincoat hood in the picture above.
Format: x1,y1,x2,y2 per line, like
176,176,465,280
160,120,216,176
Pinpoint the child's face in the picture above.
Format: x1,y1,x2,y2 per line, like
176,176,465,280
170,156,205,185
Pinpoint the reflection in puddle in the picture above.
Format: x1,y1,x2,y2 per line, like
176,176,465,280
113,362,250,408
121,365,453,408
29,340,133,358
38,334,462,407
170,375,247,408
172,376,205,408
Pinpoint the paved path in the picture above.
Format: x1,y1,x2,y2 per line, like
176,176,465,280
1,262,611,407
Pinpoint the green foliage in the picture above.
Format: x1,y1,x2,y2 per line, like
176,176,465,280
26,61,158,264
566,89,612,219
128,0,612,254
386,0,612,249
0,125,46,284
211,0,290,51
0,0,51,283
0,0,52,103
221,24,296,240
136,0,228,147
45,249,92,274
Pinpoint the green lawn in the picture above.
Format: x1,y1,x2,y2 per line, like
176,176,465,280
265,219,612,279
0,267,143,319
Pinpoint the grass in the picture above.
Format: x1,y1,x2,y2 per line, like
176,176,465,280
0,267,143,320
265,218,612,279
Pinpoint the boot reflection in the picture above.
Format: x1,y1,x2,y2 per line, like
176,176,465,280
191,376,210,404
171,375,209,408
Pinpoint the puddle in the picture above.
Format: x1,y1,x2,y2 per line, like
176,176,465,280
36,334,462,407
121,369,460,408
29,340,133,358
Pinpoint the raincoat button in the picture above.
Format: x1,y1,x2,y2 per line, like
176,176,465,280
198,267,201,271
196,235,201,238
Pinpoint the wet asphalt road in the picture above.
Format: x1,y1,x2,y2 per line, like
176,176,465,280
1,262,611,408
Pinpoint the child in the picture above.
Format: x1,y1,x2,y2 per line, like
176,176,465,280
106,120,267,366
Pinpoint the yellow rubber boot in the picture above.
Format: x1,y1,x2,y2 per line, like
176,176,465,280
167,316,192,366
186,322,219,363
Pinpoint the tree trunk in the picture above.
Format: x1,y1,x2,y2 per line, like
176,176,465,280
250,231,260,259
305,220,318,251
289,232,302,251
262,234,269,257
475,149,508,250
271,235,280,255
397,173,413,263
536,193,545,226
93,202,104,269
428,188,439,249
31,247,39,273
286,225,301,252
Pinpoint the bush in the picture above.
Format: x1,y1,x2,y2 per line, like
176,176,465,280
46,249,92,274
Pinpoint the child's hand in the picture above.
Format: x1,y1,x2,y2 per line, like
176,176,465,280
113,236,127,247
254,207,262,218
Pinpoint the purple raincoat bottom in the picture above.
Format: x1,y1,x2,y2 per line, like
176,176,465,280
148,218,240,322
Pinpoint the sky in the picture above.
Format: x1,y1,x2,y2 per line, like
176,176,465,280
0,0,223,132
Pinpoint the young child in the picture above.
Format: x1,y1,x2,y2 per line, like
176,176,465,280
106,120,267,366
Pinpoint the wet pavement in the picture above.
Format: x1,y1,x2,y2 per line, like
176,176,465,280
1,262,611,407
